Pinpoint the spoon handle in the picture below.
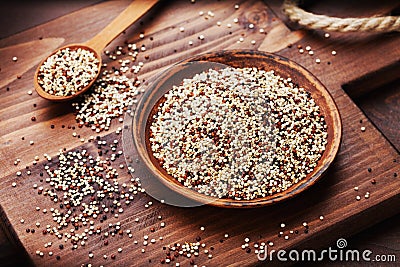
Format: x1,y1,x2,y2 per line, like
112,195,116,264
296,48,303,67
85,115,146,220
85,0,158,53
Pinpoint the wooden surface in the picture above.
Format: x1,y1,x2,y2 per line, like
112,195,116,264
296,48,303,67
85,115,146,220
0,1,399,266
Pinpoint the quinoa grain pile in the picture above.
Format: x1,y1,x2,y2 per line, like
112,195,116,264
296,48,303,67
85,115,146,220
149,67,328,200
37,47,100,96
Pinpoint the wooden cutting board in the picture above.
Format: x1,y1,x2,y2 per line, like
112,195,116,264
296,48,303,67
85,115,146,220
0,0,399,266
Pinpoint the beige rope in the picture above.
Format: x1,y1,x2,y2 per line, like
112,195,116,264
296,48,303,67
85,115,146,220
282,0,400,32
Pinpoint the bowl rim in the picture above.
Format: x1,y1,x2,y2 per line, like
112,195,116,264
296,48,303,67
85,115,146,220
131,49,342,208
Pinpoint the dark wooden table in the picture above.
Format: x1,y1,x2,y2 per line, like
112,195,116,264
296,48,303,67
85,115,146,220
0,1,399,266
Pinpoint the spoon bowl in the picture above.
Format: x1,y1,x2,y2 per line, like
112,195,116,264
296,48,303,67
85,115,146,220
34,44,102,101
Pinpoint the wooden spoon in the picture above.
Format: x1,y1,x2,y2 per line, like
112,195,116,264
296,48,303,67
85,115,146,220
34,0,158,101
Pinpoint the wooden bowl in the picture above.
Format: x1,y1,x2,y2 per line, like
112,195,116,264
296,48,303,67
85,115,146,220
131,50,342,208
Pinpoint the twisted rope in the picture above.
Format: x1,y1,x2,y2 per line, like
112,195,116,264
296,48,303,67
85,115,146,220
282,0,400,32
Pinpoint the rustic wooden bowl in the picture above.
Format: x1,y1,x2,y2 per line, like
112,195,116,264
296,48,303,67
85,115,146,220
131,50,342,208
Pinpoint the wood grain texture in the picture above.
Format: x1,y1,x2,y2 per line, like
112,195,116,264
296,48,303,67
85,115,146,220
0,0,103,39
0,1,399,266
355,79,400,151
